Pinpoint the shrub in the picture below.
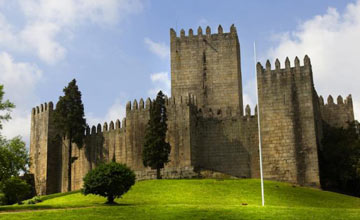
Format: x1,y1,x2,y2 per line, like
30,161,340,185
24,196,42,205
0,193,6,205
83,162,136,204
319,122,360,196
2,177,31,205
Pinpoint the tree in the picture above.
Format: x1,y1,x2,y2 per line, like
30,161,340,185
0,136,29,182
53,79,86,192
319,122,360,197
0,85,15,130
83,162,135,204
1,176,31,205
142,91,171,179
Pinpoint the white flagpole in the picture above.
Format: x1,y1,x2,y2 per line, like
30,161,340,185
254,42,265,206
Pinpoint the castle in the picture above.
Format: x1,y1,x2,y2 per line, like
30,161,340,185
30,25,355,195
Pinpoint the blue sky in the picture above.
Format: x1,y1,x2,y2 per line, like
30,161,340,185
0,0,359,146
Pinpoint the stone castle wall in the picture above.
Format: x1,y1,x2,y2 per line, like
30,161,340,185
256,57,320,186
319,95,354,128
192,107,259,178
30,24,356,195
58,96,199,191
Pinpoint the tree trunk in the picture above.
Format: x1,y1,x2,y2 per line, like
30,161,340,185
156,167,162,179
67,137,72,192
107,195,114,204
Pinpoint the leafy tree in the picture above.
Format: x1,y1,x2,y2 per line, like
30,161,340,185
0,136,29,182
0,85,15,130
319,122,360,196
54,79,86,192
1,176,31,205
142,91,171,179
83,162,135,204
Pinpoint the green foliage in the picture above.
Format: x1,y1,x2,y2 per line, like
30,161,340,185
53,79,86,191
0,85,15,130
0,136,29,182
142,91,171,179
319,122,360,196
83,162,135,204
1,176,31,205
24,196,42,205
0,193,5,205
53,79,86,147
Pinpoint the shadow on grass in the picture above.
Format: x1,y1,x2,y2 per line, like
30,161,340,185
0,205,55,213
0,202,136,213
103,202,133,207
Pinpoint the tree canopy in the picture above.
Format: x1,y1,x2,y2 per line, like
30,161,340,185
54,79,86,192
142,91,171,179
1,176,31,205
54,79,86,147
0,85,15,130
83,162,135,204
0,136,29,182
319,122,360,197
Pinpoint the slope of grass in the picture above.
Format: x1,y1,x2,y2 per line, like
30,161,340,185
0,179,359,219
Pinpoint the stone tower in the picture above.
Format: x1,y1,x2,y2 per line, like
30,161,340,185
29,102,62,195
170,25,243,115
256,56,320,186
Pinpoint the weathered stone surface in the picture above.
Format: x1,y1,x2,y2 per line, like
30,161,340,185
30,25,355,195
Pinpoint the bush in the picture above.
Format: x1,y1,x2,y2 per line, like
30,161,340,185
0,193,6,205
24,196,42,205
83,162,136,204
319,122,360,197
1,177,31,205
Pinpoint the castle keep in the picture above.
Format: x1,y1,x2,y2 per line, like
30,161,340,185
30,25,355,195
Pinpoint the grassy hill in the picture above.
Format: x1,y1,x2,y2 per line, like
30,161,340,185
0,179,359,219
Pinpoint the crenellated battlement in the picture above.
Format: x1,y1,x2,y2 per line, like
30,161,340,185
244,104,257,117
125,94,198,113
257,56,312,81
196,104,256,120
170,24,237,41
84,94,199,138
319,94,354,128
32,101,54,115
86,118,127,136
319,95,353,107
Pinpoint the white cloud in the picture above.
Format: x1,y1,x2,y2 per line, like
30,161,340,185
0,0,144,144
21,21,65,64
267,0,360,120
2,110,31,144
198,18,209,27
87,99,126,128
0,52,42,109
144,38,170,59
243,78,257,114
19,0,144,26
0,0,144,64
0,52,42,144
148,72,170,97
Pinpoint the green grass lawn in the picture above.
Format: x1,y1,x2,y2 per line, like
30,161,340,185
0,179,359,219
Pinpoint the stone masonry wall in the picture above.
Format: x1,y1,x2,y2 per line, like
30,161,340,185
170,25,243,114
30,102,62,195
192,106,259,178
319,95,354,128
257,56,320,186
61,96,198,191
